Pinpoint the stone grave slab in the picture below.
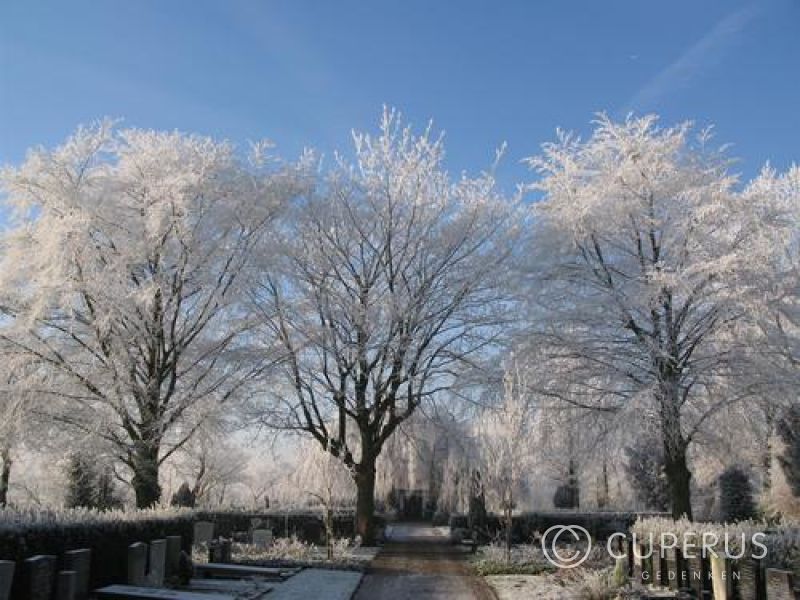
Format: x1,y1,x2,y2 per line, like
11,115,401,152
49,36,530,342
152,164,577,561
94,585,233,600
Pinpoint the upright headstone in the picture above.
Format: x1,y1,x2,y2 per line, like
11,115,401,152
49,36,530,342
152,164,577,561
24,555,57,600
127,542,148,586
765,568,795,600
686,554,709,600
221,539,232,563
148,539,166,587
193,521,214,545
252,529,273,548
63,549,91,600
55,570,77,600
737,558,765,600
165,536,182,578
711,555,734,600
0,561,14,600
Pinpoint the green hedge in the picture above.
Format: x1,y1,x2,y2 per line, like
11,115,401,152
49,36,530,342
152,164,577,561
0,508,194,599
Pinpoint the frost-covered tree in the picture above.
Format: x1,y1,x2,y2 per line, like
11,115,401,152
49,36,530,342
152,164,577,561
777,405,800,497
624,438,670,511
0,393,26,507
524,115,771,519
0,122,304,507
474,362,537,560
249,110,520,542
64,452,97,509
744,166,800,393
293,438,355,557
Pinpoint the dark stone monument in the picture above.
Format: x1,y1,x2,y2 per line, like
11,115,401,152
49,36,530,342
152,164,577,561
127,542,148,586
148,539,166,587
24,555,57,600
165,536,182,578
63,549,91,600
55,570,77,600
0,561,14,600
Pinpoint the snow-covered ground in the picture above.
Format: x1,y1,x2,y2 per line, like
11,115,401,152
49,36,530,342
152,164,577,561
486,574,573,600
384,523,451,542
270,568,363,600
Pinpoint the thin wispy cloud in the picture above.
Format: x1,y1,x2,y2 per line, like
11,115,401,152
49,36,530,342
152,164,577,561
624,3,763,112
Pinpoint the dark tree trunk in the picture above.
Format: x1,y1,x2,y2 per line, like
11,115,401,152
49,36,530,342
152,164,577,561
355,460,377,545
131,441,162,508
658,379,693,520
0,446,11,508
664,447,693,520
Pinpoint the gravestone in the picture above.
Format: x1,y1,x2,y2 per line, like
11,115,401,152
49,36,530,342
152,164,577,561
665,548,680,591
148,539,167,587
193,521,214,545
0,561,14,600
165,536,182,578
56,570,77,600
710,555,734,600
637,543,653,585
686,554,709,600
653,546,667,588
208,539,232,564
25,555,57,600
765,568,795,600
220,539,232,563
128,542,148,586
737,558,765,600
252,529,273,547
63,549,91,600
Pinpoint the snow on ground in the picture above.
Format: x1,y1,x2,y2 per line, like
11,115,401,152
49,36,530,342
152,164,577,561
270,568,363,600
384,523,451,542
486,574,577,600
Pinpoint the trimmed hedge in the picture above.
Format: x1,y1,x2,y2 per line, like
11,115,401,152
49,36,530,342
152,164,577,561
0,508,194,599
452,510,670,543
0,506,382,598
195,509,364,543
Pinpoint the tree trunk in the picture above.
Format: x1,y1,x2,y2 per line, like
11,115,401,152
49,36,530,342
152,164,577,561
131,441,162,508
355,460,377,545
664,447,693,520
0,446,11,508
658,380,693,520
504,505,513,563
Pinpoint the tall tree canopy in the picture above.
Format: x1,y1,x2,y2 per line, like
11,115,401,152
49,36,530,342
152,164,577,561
0,122,305,507
249,110,521,541
524,115,774,518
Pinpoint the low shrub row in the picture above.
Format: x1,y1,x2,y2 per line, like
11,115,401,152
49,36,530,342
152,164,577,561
450,510,670,543
0,506,375,598
0,507,194,597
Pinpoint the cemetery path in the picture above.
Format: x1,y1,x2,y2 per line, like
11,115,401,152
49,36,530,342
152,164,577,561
353,524,495,600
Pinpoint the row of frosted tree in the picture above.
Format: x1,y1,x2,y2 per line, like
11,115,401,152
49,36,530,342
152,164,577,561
0,110,797,542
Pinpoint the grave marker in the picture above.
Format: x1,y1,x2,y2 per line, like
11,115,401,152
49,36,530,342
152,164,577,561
193,521,214,545
56,570,77,600
148,539,166,587
63,548,91,600
165,536,182,578
127,542,148,586
25,555,57,600
0,561,14,600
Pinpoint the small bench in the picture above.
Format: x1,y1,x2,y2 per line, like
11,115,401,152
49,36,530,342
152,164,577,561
94,585,234,600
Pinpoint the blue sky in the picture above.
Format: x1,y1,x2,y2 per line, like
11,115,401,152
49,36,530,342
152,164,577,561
1,0,798,193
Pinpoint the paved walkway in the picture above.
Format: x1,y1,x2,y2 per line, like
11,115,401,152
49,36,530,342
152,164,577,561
353,524,495,600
